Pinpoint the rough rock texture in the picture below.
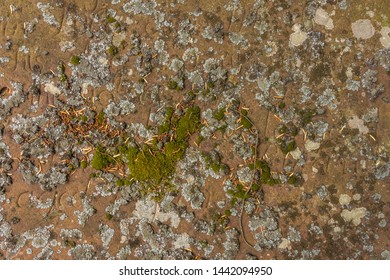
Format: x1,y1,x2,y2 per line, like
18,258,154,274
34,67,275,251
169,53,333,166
0,0,389,260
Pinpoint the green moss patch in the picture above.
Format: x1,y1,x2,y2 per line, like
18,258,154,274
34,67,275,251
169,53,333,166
91,147,112,170
113,106,201,198
213,107,226,121
88,106,201,200
70,55,80,66
278,138,297,154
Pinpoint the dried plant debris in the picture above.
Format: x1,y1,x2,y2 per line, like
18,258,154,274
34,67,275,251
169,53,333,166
0,0,389,260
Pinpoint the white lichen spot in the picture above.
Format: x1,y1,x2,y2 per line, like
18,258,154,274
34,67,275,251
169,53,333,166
379,27,390,48
31,227,51,248
278,238,291,250
348,115,369,134
59,41,75,52
228,32,249,49
0,57,10,64
74,197,95,227
341,207,367,226
290,147,302,160
339,194,351,206
112,32,126,47
37,2,59,28
173,233,191,249
133,199,180,228
44,83,61,96
99,224,114,248
289,24,307,47
305,140,320,152
18,45,29,54
351,19,375,40
97,56,109,66
123,0,157,15
237,166,253,184
314,8,334,30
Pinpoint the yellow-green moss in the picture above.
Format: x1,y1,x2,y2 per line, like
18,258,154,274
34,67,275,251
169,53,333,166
123,106,201,185
240,117,253,129
278,138,296,154
91,147,111,170
70,55,80,66
106,15,116,23
213,107,226,121
80,160,88,169
97,111,105,125
167,80,180,90
107,45,118,56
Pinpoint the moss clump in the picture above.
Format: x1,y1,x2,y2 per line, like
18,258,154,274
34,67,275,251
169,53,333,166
57,62,65,74
240,117,253,129
167,80,180,90
123,106,201,185
227,184,251,206
97,111,105,125
125,142,187,184
80,160,88,169
80,114,88,123
249,160,281,186
213,107,226,121
59,74,67,82
184,91,196,102
251,183,260,192
217,124,227,134
196,135,204,145
278,138,297,154
224,209,232,216
116,178,132,187
258,160,272,184
70,55,80,66
298,108,316,127
64,240,77,248
202,151,229,175
278,124,299,136
91,147,111,170
106,15,116,23
287,175,298,185
240,109,253,129
107,45,118,56
278,102,286,109
278,125,287,134
175,106,200,141
57,62,68,82
105,213,113,220
158,107,174,134
290,125,299,136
